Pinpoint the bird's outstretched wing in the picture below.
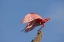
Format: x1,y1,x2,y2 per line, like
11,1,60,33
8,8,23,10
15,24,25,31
21,13,43,24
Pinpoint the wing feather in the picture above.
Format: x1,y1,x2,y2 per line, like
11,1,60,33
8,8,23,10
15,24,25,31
21,13,43,24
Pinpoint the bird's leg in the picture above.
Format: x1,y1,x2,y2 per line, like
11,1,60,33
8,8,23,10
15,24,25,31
38,23,44,31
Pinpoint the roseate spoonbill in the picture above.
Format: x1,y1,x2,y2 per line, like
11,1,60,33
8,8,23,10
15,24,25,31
21,12,50,32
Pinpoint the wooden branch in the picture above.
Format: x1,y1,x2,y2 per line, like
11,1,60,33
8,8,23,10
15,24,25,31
31,30,42,42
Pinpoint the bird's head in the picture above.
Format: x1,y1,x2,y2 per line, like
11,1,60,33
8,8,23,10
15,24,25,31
44,18,50,22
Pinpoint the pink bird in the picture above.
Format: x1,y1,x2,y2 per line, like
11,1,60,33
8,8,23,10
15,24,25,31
21,12,50,32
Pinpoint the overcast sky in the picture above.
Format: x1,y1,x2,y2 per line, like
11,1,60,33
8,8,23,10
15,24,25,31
0,0,64,42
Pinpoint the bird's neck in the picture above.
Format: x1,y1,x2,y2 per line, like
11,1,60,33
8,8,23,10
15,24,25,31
42,19,47,23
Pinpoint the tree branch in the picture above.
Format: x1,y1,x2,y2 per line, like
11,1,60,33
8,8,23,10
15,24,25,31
31,30,42,42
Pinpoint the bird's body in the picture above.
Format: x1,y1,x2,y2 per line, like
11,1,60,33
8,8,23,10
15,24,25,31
21,12,50,32
24,18,43,32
